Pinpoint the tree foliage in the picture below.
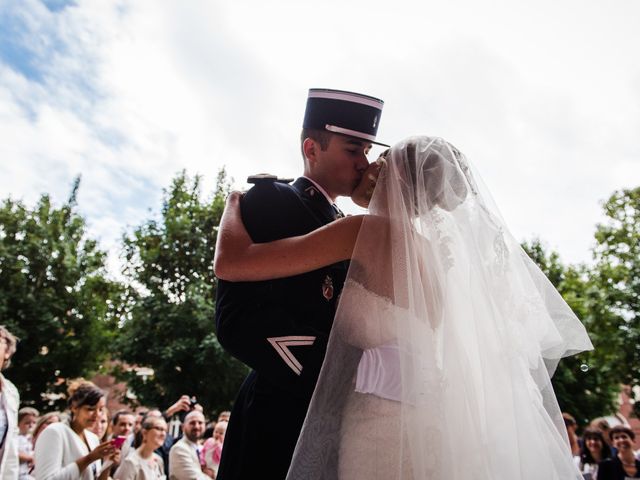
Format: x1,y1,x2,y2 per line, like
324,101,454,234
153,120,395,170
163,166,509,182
115,170,247,415
592,188,640,387
0,178,123,409
522,239,620,425
522,187,640,427
2,167,635,427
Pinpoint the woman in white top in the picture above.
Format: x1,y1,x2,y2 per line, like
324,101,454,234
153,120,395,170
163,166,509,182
214,136,593,479
34,380,118,480
31,412,61,450
0,325,20,480
114,416,166,480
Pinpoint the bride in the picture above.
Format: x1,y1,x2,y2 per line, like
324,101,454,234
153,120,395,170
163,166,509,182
214,136,592,479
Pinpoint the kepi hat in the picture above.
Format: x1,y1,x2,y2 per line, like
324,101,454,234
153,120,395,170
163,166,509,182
303,88,389,147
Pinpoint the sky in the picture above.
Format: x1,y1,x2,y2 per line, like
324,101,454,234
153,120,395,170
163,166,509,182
1,0,639,276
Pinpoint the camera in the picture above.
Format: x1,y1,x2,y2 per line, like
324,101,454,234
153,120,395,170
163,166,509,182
177,396,198,422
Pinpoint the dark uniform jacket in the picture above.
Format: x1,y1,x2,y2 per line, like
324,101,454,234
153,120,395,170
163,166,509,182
215,177,348,480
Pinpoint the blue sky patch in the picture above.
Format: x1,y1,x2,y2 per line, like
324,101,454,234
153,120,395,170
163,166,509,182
0,9,45,82
0,2,102,113
41,0,76,13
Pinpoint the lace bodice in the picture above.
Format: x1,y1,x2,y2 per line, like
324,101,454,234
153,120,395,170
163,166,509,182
336,279,408,350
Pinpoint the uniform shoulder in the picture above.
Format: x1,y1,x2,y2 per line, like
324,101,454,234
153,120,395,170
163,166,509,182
243,174,300,208
245,173,295,192
246,173,294,186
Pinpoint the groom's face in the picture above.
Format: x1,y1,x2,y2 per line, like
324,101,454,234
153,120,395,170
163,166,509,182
313,134,371,199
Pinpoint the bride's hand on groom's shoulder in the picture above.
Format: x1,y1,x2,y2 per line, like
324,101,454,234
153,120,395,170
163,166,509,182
225,190,244,204
221,191,245,219
352,159,384,208
220,191,245,229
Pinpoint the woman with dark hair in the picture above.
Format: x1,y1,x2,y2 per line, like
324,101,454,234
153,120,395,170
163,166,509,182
214,136,593,479
578,428,612,479
598,426,640,480
34,380,119,480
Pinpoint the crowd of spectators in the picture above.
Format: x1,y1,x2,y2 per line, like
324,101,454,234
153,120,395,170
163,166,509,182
3,319,640,480
13,387,229,480
0,325,229,480
564,412,640,479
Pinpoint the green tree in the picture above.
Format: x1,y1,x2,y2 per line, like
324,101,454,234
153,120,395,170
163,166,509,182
116,170,247,415
524,187,640,425
0,178,124,409
522,239,620,425
593,188,640,386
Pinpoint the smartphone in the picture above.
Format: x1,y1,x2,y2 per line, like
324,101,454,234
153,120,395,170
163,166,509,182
112,436,126,449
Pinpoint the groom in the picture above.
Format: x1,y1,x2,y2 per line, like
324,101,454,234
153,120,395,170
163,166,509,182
215,88,388,479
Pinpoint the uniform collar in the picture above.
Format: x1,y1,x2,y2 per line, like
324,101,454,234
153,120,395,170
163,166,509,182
301,176,334,205
293,177,339,223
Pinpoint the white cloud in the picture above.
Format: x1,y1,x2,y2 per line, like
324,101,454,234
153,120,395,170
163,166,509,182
1,0,639,272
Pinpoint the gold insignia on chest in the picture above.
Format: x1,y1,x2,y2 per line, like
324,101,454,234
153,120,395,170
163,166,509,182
305,186,318,197
322,275,334,301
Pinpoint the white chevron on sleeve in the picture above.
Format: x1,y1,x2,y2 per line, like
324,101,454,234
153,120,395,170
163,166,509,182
267,336,316,375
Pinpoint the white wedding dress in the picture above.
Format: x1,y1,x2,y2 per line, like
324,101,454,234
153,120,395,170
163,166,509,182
337,280,429,480
286,137,592,479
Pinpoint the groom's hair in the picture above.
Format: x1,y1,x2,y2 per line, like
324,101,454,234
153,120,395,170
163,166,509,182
300,128,332,161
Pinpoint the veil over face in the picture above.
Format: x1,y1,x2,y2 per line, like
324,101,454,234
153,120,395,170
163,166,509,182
287,136,592,480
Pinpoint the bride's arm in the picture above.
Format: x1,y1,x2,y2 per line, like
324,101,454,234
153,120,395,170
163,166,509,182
213,192,364,281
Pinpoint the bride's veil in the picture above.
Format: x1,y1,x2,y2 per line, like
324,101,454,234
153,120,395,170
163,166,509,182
286,136,592,479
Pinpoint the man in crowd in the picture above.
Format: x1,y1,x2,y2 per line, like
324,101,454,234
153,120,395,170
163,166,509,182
169,411,212,479
112,410,135,439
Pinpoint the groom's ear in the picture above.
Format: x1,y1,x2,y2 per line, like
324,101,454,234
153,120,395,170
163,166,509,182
302,137,318,165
